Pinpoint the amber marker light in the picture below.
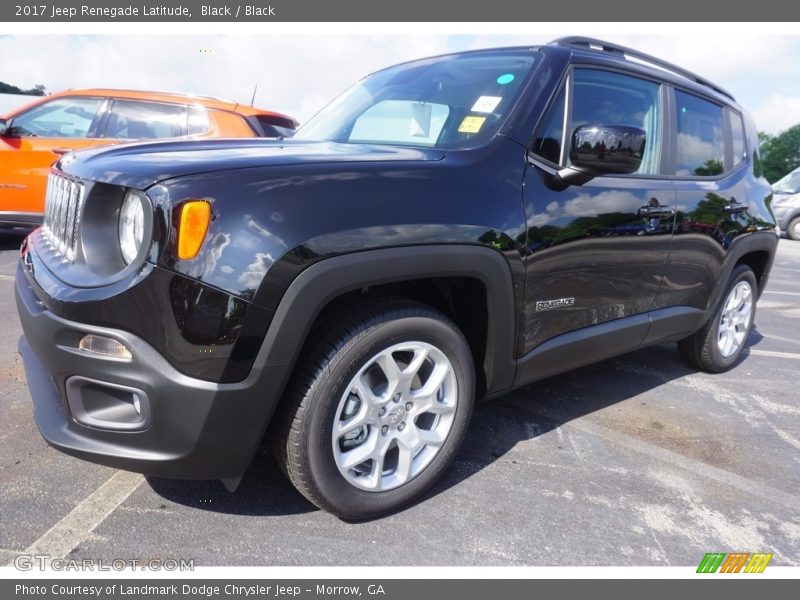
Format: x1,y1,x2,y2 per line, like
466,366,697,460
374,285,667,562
177,201,211,260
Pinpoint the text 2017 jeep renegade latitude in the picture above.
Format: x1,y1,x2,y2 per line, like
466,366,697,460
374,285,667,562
16,38,778,518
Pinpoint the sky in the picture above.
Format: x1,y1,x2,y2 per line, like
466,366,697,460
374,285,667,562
1,33,799,134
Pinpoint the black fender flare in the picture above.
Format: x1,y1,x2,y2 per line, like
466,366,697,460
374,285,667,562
707,231,779,314
249,244,517,395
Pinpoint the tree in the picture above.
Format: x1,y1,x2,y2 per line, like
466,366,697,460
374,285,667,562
0,81,47,96
759,125,800,183
693,159,724,177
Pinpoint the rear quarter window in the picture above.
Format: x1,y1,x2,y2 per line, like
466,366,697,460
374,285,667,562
728,110,746,167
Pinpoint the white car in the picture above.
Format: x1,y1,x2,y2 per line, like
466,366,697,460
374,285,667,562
772,167,800,240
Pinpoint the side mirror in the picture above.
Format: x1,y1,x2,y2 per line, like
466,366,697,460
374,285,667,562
0,118,7,137
559,124,646,185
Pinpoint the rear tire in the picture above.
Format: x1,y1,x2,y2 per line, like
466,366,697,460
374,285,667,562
677,264,757,373
787,216,800,241
272,297,475,519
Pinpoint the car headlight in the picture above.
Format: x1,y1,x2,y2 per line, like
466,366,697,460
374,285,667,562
118,190,145,264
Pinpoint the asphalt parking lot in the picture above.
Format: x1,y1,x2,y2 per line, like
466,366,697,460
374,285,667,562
0,230,798,567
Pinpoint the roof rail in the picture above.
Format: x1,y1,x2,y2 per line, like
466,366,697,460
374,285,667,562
550,37,735,101
69,88,239,104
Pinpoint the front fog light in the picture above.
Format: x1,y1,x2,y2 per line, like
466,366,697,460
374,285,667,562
119,190,145,264
78,334,132,360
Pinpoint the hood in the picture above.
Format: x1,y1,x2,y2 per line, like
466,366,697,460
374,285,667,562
56,138,446,189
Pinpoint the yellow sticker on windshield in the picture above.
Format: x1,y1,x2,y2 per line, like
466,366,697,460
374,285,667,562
458,116,486,134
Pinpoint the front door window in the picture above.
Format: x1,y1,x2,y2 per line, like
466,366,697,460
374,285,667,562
9,97,102,138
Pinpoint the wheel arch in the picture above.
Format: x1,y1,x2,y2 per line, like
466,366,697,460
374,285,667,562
737,248,772,297
706,231,778,315
250,245,517,398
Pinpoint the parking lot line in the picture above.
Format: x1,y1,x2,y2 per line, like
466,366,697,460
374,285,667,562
756,300,797,309
758,332,800,346
0,274,14,282
763,290,800,296
22,470,143,560
504,397,800,511
745,348,800,360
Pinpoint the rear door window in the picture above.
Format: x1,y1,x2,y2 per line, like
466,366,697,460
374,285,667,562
188,106,210,135
103,100,188,139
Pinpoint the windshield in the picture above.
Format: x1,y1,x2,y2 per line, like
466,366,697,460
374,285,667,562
294,50,539,150
773,168,800,194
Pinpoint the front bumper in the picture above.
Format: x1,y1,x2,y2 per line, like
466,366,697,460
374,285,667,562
15,261,288,480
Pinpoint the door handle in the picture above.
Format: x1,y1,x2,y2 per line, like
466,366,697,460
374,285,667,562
52,147,74,155
638,205,676,218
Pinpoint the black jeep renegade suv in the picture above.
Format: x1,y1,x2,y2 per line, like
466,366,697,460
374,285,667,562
15,38,778,518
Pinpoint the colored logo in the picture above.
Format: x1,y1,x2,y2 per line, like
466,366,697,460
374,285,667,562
697,552,773,573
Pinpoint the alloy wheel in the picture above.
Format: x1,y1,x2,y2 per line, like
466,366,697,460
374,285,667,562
717,280,753,358
331,341,458,492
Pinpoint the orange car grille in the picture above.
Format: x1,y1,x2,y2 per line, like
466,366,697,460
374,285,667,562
42,172,85,263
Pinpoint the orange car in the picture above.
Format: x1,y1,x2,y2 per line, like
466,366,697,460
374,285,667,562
0,88,297,228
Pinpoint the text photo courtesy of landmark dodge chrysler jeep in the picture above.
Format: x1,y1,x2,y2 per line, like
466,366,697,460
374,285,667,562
15,38,777,519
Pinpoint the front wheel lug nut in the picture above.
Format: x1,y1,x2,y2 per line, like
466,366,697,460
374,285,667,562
379,407,386,416
398,423,405,431
405,402,412,410
381,425,389,434
393,393,401,402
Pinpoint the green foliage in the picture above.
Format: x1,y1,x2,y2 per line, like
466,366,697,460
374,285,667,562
759,125,800,183
693,159,724,177
0,81,46,96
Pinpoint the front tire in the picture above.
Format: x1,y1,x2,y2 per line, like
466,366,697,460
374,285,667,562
677,264,757,372
272,298,475,519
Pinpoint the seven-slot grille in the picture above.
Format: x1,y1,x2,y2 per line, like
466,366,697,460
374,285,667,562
42,171,85,263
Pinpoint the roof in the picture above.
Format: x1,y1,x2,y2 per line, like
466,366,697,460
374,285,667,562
550,37,735,101
363,38,737,109
3,88,295,122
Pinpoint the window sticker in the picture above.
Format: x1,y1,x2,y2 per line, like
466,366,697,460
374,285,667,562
497,73,515,85
458,116,486,134
471,96,502,114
